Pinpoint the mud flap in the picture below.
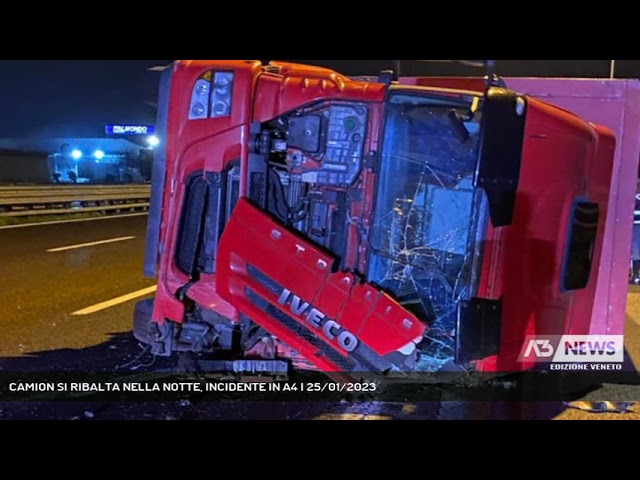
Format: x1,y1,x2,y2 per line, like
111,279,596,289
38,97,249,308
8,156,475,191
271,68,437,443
215,199,427,375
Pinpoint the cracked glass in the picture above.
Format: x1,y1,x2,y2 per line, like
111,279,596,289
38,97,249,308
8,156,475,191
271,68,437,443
367,93,489,371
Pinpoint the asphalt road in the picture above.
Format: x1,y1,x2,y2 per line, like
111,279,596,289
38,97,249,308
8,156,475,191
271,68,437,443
0,214,638,420
0,215,155,358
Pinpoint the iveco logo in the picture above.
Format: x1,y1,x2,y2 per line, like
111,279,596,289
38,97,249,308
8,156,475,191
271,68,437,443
277,289,359,352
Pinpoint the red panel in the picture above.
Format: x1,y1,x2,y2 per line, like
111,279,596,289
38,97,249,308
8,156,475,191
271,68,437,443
478,98,612,372
152,61,262,325
475,79,640,371
185,275,239,323
253,63,386,122
507,79,640,338
216,199,427,373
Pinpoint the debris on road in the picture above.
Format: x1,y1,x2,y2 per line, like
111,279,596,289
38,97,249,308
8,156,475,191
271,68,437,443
564,401,636,414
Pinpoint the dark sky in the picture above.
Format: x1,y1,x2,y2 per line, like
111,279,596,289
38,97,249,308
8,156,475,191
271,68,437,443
0,60,171,138
1,60,640,138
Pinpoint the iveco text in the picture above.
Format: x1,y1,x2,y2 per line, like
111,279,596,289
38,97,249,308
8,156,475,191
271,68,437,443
277,288,359,352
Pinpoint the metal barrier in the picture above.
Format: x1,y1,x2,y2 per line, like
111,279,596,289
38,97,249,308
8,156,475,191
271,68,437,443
0,185,151,217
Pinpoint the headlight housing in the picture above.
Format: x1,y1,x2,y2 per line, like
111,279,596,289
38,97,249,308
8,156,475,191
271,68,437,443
188,71,234,120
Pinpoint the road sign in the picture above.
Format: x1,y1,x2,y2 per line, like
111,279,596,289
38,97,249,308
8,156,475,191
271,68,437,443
106,125,155,135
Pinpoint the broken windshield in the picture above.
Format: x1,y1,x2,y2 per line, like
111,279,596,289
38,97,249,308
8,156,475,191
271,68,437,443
367,92,488,371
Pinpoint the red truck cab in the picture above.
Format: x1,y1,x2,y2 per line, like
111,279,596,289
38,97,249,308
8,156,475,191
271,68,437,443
134,60,616,377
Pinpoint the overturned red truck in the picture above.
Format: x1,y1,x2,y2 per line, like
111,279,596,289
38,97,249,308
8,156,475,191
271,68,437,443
134,60,639,378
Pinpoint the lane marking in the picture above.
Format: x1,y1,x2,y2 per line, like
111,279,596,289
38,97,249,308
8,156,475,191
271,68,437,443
72,285,157,316
0,212,148,230
47,236,136,252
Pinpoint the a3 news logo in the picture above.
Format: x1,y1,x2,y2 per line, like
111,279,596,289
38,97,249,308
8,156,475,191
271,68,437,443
523,339,555,358
518,335,624,363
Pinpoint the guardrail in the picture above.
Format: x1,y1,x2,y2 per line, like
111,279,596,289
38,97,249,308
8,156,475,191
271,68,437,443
0,185,151,217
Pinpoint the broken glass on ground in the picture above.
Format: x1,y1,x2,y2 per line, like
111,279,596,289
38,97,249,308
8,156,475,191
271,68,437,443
564,401,636,414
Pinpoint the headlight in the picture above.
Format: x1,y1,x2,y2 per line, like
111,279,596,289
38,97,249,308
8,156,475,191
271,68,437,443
189,77,211,120
188,71,234,121
211,72,234,118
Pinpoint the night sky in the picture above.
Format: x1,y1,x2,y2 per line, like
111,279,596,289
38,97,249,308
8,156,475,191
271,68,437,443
2,60,640,139
0,60,171,138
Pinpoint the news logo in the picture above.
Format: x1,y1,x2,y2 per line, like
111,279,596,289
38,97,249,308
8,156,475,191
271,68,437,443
519,335,624,363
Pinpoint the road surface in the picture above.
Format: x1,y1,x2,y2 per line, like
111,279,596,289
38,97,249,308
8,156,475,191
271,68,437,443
0,214,638,419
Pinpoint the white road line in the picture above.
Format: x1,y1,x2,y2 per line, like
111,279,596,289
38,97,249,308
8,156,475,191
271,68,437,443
47,236,136,252
72,285,157,316
0,212,148,231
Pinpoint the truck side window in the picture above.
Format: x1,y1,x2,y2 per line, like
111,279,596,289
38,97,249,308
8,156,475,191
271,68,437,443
562,201,600,291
